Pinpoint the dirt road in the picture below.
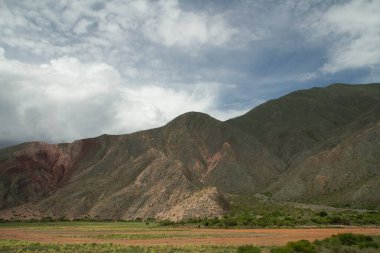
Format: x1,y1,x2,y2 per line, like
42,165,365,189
1,227,380,246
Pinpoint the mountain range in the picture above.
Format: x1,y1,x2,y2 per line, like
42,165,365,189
1,83,379,221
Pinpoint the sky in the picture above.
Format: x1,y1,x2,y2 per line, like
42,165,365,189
0,0,380,147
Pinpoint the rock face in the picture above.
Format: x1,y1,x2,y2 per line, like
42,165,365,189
0,140,101,209
155,187,229,222
1,83,380,220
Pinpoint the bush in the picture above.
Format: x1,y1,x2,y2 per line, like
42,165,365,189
318,211,328,217
223,219,238,227
287,240,316,253
272,234,379,253
237,245,261,253
271,240,316,253
159,220,175,226
271,247,291,253
315,233,379,251
328,216,351,225
335,233,379,248
337,233,361,246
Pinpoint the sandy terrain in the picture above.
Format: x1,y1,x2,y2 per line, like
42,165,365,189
1,226,380,246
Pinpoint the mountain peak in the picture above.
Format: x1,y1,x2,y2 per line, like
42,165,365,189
172,111,214,121
165,111,220,129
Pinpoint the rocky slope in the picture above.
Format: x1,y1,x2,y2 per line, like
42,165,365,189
0,113,281,220
0,83,379,220
0,140,101,210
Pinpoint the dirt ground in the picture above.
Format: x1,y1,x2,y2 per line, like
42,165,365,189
1,226,380,246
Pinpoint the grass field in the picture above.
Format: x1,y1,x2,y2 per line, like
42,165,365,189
1,221,380,252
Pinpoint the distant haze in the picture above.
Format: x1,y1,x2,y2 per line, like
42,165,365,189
1,0,380,147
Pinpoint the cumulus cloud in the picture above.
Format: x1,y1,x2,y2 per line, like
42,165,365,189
142,0,240,49
309,0,380,73
0,48,244,145
0,0,379,147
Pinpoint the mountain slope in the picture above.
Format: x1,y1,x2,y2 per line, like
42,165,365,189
227,83,380,164
1,83,380,220
0,112,281,220
228,83,380,209
0,139,102,209
268,119,380,209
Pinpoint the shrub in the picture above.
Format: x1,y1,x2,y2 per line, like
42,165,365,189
237,245,261,253
271,247,291,253
336,233,360,246
328,215,351,225
287,240,316,253
316,233,379,251
223,219,238,227
159,220,175,226
335,233,379,248
271,240,316,253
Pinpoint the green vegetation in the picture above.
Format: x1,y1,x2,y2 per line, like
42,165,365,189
2,194,380,229
236,245,261,253
270,234,380,253
272,240,316,253
315,233,380,251
165,195,380,228
0,240,237,253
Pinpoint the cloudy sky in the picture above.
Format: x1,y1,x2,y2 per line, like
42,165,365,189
0,0,380,147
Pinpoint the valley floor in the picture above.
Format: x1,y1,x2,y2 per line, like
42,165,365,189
0,222,380,247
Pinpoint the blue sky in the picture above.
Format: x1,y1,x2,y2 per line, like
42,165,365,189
0,0,380,146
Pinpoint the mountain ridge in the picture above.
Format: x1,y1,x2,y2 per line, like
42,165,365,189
1,83,379,220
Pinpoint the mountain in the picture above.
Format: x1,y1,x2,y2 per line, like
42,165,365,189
228,83,380,209
1,83,379,220
0,112,281,220
227,83,380,164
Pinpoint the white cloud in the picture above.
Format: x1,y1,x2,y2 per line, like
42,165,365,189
0,0,251,63
310,0,380,73
73,18,92,34
0,48,243,145
143,0,238,49
113,84,219,132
